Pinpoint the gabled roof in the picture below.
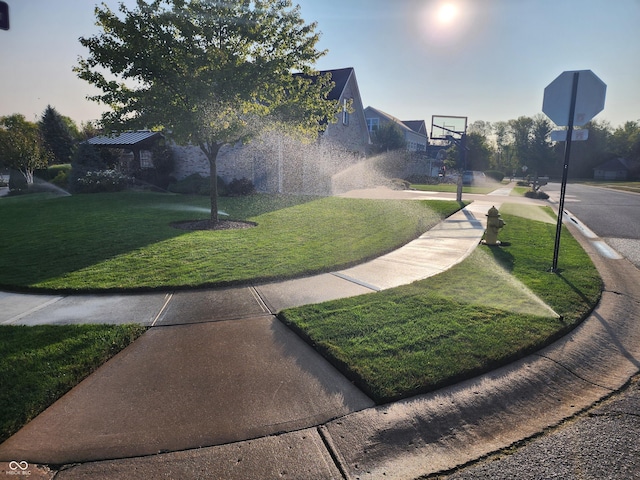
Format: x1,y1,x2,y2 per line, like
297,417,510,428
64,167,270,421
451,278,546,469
87,131,163,147
403,120,428,135
364,106,417,135
294,67,354,101
321,67,354,101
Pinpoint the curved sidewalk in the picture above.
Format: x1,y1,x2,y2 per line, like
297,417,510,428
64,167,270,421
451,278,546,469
1,188,639,479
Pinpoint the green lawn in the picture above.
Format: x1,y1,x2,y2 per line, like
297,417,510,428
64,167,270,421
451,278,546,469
0,324,145,443
0,192,464,291
280,207,602,403
581,180,640,194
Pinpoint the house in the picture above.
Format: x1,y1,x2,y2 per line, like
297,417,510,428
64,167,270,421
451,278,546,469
593,158,632,180
172,67,372,195
364,107,429,152
86,130,164,172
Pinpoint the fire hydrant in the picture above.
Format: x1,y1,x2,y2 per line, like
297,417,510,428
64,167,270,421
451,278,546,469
483,206,505,246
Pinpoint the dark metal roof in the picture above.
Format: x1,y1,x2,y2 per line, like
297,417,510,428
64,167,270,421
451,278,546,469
294,67,354,101
87,131,162,147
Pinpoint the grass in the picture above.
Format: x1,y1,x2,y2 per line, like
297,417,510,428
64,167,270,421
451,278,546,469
0,323,146,443
280,206,602,403
0,192,464,291
410,183,497,194
510,185,531,196
580,180,640,194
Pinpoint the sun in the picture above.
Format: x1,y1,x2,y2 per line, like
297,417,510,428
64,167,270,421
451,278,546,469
436,2,459,25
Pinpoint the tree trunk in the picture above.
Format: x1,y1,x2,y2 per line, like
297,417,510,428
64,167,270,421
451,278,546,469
200,142,222,224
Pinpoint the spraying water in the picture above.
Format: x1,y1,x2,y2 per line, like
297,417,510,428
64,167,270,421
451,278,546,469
151,204,229,216
443,248,560,319
32,177,72,196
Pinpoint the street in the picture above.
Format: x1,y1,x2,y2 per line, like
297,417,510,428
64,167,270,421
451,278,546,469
545,182,640,268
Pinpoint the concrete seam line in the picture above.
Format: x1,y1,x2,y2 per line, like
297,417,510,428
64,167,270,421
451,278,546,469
150,292,173,327
317,425,351,480
249,286,272,314
533,353,617,392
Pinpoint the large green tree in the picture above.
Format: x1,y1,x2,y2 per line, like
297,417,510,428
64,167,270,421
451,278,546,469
0,114,50,185
39,105,77,165
76,0,339,222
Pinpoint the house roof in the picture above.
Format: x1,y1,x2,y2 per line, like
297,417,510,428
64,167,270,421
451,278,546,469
364,106,417,135
594,157,631,172
321,67,353,101
86,131,163,147
294,67,354,101
403,120,428,135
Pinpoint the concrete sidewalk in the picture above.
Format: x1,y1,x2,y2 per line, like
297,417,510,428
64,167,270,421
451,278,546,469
1,187,639,479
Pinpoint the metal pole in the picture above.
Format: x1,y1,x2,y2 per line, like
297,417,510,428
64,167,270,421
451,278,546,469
552,72,579,272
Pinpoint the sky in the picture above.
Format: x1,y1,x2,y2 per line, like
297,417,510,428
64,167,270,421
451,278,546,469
1,0,639,131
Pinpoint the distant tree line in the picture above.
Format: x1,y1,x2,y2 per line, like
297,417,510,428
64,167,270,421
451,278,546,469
445,115,640,179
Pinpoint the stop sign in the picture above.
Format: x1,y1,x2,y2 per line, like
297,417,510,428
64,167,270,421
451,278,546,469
542,70,606,127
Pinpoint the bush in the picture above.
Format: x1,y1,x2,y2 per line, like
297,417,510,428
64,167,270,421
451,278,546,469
227,177,255,196
168,174,228,196
524,190,550,199
75,170,132,193
169,174,208,195
484,170,505,182
8,170,27,192
51,170,69,188
35,164,71,182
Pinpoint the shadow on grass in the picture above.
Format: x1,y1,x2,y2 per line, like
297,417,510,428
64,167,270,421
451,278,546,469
0,192,318,292
485,242,515,272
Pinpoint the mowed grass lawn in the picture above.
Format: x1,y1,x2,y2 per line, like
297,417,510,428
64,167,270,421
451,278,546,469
0,192,464,291
0,324,145,443
280,207,602,403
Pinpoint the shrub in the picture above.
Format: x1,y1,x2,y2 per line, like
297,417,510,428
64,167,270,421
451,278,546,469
227,177,255,196
169,174,209,195
51,170,69,188
8,170,28,192
75,170,132,193
484,170,505,182
524,190,550,199
35,164,71,181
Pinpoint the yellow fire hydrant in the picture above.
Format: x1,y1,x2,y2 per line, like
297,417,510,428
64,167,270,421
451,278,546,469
483,206,505,246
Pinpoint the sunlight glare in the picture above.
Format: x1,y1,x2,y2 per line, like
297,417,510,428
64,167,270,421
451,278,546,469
437,2,459,25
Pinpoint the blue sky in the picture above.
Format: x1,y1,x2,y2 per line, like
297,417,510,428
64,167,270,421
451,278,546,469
1,0,638,129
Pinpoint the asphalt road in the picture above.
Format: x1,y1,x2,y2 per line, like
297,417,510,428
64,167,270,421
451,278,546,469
545,182,640,268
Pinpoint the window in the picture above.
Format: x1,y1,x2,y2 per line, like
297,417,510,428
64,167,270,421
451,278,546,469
342,98,349,125
140,150,154,168
367,118,379,132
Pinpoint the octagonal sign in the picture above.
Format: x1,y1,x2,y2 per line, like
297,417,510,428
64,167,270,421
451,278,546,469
543,70,606,127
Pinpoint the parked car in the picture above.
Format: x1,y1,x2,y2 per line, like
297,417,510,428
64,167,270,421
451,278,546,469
462,170,486,185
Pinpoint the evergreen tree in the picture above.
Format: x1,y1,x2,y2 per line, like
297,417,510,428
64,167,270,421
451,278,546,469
39,105,76,165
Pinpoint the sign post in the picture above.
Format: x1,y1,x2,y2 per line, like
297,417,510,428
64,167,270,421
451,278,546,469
542,70,606,271
0,2,9,31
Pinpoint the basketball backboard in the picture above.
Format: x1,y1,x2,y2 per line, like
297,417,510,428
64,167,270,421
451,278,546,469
431,115,467,141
